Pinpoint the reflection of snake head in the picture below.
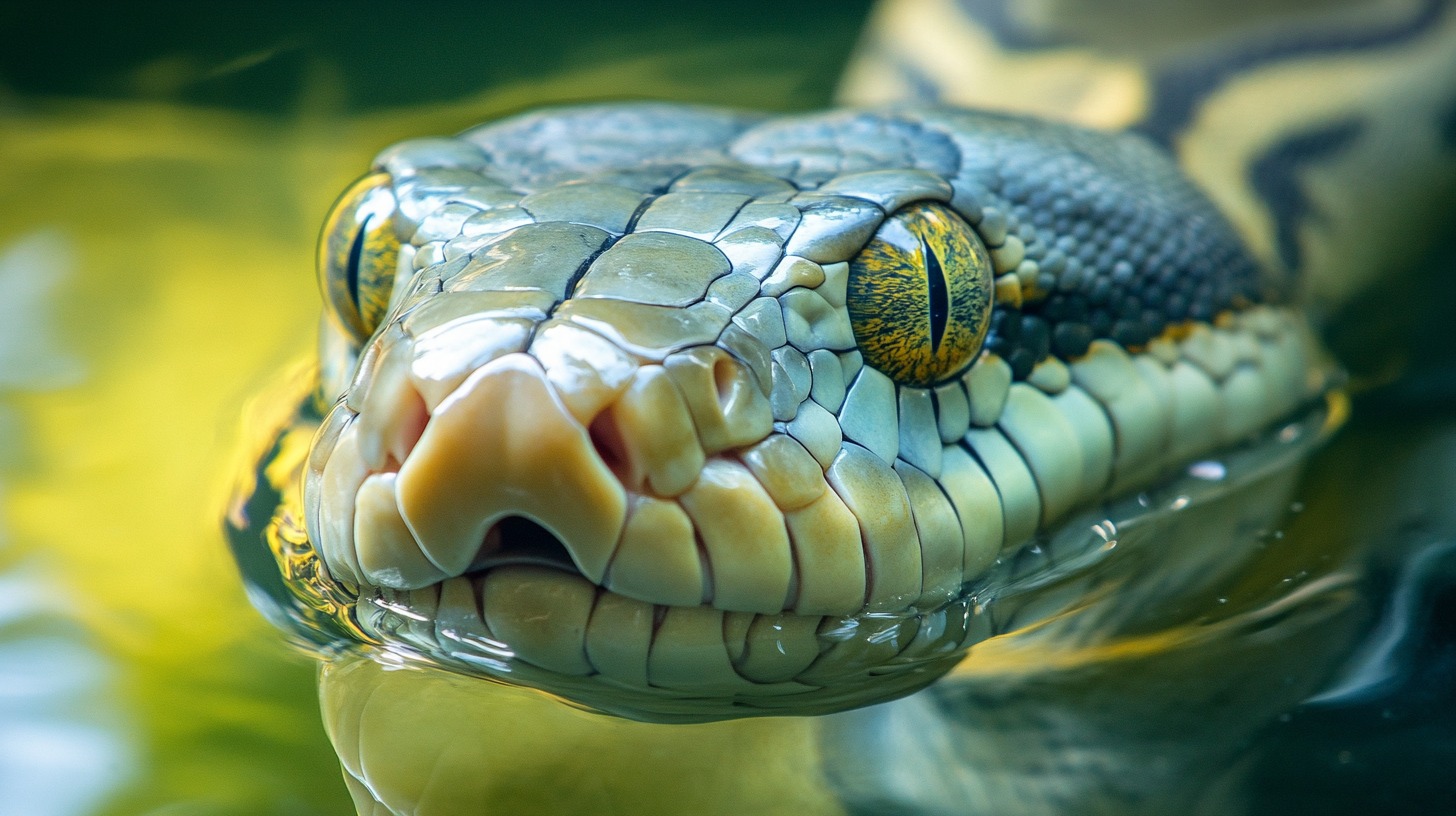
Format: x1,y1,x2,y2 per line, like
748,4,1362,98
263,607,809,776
289,103,1330,721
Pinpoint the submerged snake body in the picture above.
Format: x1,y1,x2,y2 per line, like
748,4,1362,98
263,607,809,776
235,103,1328,720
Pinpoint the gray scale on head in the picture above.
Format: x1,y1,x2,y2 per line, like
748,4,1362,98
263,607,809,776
461,103,761,190
730,110,963,182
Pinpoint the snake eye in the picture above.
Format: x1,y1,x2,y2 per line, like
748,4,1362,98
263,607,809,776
319,172,402,342
846,202,995,387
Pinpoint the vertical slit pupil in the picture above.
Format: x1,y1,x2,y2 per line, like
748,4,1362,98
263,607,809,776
924,240,949,353
345,217,370,317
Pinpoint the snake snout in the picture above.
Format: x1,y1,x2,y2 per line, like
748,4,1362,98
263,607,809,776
395,352,629,584
310,314,632,592
312,307,830,616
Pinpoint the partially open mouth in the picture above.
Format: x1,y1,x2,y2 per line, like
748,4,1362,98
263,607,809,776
469,517,579,574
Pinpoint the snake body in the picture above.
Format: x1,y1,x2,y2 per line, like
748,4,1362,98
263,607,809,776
226,0,1456,809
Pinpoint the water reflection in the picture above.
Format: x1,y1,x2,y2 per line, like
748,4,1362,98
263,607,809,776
321,655,841,816
1247,420,1456,814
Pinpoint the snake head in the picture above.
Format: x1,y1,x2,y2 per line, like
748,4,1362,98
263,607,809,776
298,103,1328,721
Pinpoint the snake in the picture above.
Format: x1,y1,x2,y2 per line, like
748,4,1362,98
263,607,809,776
226,0,1456,809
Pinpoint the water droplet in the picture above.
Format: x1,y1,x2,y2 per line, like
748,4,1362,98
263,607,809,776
1189,460,1226,480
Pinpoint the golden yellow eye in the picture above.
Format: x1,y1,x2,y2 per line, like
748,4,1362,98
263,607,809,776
846,202,994,386
318,172,402,342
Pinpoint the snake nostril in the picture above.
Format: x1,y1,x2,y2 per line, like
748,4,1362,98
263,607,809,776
388,385,430,469
587,409,632,484
712,355,738,408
